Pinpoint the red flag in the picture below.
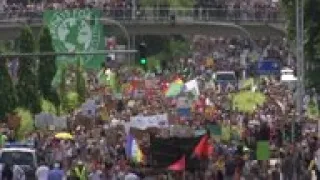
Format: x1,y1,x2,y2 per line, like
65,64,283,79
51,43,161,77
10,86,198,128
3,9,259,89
193,135,214,158
167,155,186,171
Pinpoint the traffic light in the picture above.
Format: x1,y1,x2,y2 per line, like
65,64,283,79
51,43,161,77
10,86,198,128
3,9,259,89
138,42,147,70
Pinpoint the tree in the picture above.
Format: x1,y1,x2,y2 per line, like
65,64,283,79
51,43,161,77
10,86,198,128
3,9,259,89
38,26,60,108
16,26,41,114
168,39,189,58
75,57,86,104
58,64,67,112
282,0,320,89
0,56,17,119
157,39,189,70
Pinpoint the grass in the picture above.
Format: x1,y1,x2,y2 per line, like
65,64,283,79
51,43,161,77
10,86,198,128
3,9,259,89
232,91,266,113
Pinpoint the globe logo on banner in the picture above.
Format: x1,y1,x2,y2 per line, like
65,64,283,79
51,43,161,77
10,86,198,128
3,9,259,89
44,9,104,69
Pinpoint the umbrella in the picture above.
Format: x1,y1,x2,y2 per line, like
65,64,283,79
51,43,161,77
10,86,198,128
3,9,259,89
55,132,74,140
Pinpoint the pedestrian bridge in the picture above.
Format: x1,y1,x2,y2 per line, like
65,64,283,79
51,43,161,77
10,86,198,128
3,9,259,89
0,8,286,40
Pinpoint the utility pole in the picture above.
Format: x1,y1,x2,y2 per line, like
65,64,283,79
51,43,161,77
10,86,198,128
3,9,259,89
293,0,304,142
309,0,316,68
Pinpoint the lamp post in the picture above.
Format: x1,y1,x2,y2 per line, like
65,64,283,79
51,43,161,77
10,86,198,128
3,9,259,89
85,18,131,63
91,18,131,52
295,0,305,143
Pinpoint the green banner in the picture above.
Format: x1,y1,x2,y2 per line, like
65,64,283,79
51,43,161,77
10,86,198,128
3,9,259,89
44,9,104,69
256,141,270,160
207,124,222,136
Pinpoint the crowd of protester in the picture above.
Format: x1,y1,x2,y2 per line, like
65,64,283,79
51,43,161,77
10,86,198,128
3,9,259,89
0,0,283,22
0,35,319,180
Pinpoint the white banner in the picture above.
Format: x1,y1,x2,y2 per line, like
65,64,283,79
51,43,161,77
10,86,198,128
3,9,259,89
129,113,169,130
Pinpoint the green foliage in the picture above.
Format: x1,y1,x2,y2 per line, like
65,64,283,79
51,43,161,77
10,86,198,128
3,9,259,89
15,108,34,140
240,78,255,90
75,57,86,104
16,26,41,114
145,55,161,70
168,0,195,8
38,26,60,108
282,0,320,89
58,64,67,112
0,41,14,53
41,98,57,114
147,39,189,69
231,91,266,113
168,39,190,58
64,91,79,112
0,58,17,119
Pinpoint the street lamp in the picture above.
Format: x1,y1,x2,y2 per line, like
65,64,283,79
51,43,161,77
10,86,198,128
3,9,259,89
87,18,131,51
86,17,132,64
294,0,305,143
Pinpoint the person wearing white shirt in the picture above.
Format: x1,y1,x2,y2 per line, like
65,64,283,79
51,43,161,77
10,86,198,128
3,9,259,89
88,169,103,180
36,163,50,180
124,172,140,180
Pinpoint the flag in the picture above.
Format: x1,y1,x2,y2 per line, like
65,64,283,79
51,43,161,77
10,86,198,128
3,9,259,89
183,79,200,97
167,155,186,171
125,134,144,163
193,134,213,158
256,141,270,160
165,82,183,97
150,136,202,171
174,78,184,85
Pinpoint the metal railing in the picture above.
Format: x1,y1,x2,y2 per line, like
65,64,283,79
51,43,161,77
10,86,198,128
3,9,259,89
0,8,285,24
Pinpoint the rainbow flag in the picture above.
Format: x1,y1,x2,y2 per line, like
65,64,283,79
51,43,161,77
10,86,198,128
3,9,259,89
174,78,183,85
164,78,184,97
125,134,144,163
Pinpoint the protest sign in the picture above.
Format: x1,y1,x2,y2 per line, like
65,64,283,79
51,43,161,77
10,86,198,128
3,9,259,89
207,124,222,136
177,108,191,120
195,129,207,136
35,112,67,130
129,113,169,130
256,141,270,160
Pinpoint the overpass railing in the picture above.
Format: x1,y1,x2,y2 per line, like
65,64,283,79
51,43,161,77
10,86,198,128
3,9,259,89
0,8,285,24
